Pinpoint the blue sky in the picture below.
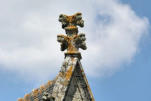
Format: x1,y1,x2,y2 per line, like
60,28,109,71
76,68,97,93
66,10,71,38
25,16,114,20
0,0,151,101
91,0,151,100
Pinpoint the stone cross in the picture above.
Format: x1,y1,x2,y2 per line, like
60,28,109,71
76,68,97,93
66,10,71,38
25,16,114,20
57,12,87,59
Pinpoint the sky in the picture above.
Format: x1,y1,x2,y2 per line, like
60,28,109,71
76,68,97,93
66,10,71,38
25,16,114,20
0,0,150,101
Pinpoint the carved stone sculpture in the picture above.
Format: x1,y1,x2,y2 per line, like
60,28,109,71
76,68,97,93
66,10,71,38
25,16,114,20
57,12,87,58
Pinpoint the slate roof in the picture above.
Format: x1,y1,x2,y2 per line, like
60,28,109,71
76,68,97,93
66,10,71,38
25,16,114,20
18,56,94,101
18,80,55,101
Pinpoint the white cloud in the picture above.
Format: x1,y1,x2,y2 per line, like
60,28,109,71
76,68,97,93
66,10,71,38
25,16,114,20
0,0,149,82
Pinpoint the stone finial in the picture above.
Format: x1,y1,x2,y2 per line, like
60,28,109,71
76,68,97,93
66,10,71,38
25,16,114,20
59,12,84,35
57,12,87,58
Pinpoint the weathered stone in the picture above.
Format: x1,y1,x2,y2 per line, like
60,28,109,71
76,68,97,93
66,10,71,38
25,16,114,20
18,12,95,101
57,12,87,55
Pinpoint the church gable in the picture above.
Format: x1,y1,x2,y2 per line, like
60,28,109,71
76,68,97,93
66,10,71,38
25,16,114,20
63,61,94,101
18,12,95,101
